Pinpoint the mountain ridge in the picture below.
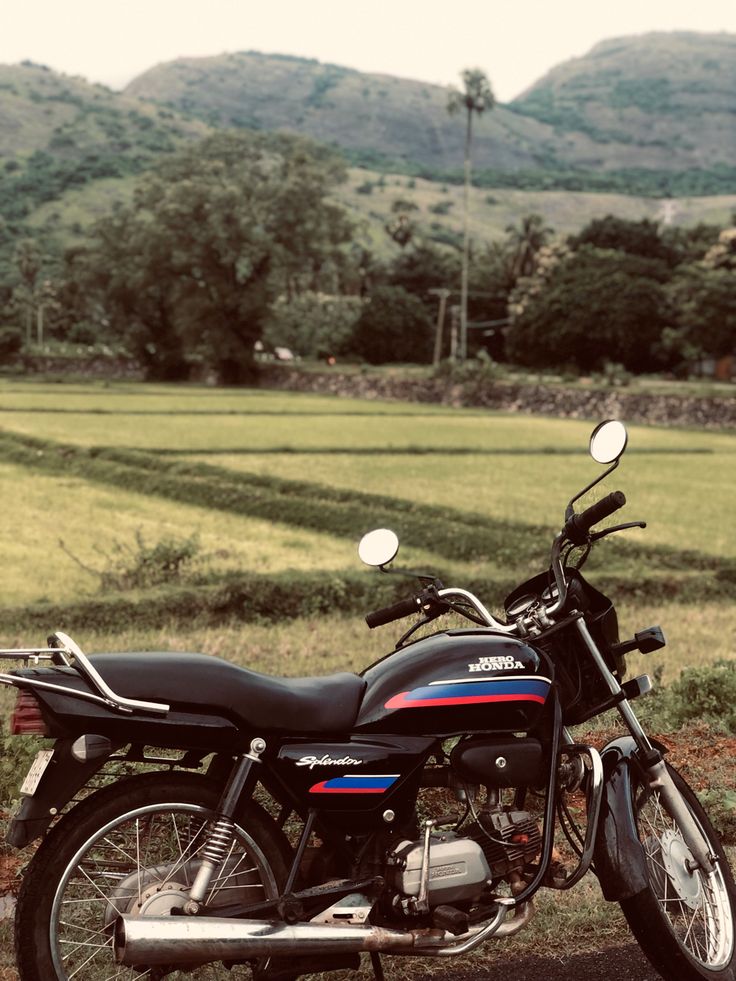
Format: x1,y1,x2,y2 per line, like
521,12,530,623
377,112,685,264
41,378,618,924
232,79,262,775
123,32,736,178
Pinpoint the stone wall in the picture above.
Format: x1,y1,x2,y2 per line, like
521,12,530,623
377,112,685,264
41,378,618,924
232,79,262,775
261,366,736,430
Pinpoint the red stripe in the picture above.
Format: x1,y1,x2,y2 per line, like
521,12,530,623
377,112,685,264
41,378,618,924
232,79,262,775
385,691,546,709
309,781,386,794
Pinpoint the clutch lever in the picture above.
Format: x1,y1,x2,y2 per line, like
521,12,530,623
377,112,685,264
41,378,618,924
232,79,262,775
589,520,646,543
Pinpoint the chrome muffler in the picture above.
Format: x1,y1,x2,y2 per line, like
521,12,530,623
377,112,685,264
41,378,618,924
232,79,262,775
115,916,435,966
115,901,530,967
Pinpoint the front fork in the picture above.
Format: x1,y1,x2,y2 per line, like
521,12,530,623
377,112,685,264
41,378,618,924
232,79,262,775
575,618,716,874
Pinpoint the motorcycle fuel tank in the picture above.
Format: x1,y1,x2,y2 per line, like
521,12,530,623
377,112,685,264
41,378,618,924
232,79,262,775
356,629,551,736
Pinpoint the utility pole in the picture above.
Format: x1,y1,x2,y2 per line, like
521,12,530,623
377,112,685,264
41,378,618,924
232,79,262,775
449,305,460,361
429,288,451,366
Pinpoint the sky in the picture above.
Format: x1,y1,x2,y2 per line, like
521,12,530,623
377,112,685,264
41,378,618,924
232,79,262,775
2,0,736,102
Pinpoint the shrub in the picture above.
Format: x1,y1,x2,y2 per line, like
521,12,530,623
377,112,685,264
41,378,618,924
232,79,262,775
348,286,433,364
0,326,23,361
60,530,202,592
264,292,362,359
667,660,736,732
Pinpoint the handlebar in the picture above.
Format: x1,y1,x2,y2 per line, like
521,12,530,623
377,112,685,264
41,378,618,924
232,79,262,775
563,491,626,546
365,596,422,629
364,487,632,636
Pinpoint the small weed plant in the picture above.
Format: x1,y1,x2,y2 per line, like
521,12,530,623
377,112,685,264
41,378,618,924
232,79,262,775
60,529,202,591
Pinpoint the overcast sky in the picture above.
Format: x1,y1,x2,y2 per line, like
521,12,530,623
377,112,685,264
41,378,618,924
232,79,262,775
2,0,735,102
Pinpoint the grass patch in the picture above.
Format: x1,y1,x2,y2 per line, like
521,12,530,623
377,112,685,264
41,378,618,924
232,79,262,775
0,431,730,601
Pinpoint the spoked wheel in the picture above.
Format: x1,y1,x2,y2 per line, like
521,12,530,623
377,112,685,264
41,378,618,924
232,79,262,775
15,772,289,980
621,763,736,981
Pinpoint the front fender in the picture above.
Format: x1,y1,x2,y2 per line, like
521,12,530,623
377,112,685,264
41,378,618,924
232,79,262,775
593,735,668,901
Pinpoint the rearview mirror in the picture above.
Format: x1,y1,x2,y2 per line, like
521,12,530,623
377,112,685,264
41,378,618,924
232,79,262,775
358,528,399,568
589,420,628,466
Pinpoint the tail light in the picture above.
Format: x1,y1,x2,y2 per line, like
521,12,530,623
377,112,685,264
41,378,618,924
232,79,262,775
10,690,49,735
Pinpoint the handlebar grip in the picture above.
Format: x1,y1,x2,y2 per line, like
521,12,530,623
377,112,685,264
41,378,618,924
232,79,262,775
564,491,626,545
365,596,420,629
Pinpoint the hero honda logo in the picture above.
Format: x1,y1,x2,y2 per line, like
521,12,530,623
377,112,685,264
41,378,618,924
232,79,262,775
468,654,525,672
296,754,362,770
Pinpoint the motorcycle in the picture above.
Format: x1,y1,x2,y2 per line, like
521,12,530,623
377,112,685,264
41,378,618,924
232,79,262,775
1,419,734,981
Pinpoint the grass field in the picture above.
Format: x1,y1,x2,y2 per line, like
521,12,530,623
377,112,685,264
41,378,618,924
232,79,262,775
0,378,734,979
0,378,733,642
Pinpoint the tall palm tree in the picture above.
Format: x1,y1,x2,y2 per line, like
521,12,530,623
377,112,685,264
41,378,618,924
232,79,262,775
448,69,494,360
505,213,554,279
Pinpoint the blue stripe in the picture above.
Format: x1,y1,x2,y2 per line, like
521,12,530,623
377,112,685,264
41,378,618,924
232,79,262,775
323,776,397,790
415,679,550,700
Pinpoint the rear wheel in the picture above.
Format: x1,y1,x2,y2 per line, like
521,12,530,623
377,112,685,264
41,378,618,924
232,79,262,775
15,771,290,980
621,763,736,981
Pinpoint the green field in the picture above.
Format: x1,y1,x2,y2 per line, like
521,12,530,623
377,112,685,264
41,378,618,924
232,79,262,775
0,378,734,978
0,377,733,672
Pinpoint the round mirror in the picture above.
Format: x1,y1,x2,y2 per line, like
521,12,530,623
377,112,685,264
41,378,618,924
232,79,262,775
358,528,400,567
589,420,628,465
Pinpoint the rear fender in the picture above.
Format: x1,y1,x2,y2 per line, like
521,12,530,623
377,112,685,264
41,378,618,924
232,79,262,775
593,735,668,901
6,738,117,847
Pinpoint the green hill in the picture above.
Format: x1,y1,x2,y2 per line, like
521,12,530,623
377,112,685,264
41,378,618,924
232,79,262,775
124,34,736,192
0,61,208,226
511,32,736,172
2,34,736,261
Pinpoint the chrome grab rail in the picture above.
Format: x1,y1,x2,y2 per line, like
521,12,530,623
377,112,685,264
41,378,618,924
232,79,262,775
0,631,170,716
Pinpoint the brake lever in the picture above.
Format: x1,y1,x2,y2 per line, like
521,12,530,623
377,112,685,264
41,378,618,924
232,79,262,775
589,520,646,543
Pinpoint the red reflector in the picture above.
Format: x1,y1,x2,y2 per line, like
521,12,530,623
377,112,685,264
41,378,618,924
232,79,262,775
10,690,49,735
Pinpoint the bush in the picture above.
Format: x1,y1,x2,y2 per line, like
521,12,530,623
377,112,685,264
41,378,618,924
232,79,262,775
667,660,736,732
264,292,362,359
348,285,433,364
60,530,202,592
0,326,23,361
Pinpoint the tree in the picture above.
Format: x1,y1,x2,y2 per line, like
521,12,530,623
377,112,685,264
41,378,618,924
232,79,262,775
504,214,553,279
264,292,362,359
668,265,736,360
506,246,671,373
447,68,495,361
569,215,675,266
76,132,353,382
349,286,433,364
12,238,42,343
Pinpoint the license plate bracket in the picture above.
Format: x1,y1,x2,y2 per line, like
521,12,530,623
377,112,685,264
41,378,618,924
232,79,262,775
19,748,54,796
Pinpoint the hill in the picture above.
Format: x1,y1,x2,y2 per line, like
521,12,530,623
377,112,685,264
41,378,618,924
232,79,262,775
124,34,736,192
0,61,208,227
2,35,736,264
511,32,736,172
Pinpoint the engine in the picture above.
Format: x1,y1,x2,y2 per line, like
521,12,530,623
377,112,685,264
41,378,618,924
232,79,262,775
389,807,541,908
391,832,491,907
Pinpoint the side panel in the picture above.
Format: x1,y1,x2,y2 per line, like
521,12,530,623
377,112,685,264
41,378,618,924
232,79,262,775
357,630,552,735
271,735,436,834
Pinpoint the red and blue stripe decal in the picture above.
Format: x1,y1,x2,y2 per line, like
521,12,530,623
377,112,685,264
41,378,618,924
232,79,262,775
385,677,551,710
309,774,399,794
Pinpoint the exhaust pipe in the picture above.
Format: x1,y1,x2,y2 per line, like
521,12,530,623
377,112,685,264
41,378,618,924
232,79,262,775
115,901,531,968
115,917,437,966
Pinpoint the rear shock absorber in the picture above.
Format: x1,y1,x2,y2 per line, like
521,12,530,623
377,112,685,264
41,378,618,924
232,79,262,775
185,737,266,910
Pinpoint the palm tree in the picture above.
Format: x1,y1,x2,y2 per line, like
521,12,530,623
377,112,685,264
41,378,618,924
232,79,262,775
447,69,495,360
505,213,554,279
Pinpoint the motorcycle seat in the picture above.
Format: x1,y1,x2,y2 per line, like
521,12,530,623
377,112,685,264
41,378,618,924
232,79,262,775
47,653,366,734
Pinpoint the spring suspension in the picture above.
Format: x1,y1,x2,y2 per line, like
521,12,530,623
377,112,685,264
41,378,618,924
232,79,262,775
201,815,236,866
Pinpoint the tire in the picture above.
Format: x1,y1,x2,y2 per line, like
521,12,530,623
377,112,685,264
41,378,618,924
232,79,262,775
620,763,736,981
15,771,291,981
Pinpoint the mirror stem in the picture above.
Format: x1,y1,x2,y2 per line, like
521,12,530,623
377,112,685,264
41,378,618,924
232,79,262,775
566,457,620,518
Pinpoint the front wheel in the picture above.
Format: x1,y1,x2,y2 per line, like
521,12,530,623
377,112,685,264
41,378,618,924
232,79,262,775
621,763,736,981
15,771,290,980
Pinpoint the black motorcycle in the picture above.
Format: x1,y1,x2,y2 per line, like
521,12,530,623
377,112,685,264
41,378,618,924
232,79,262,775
1,420,734,981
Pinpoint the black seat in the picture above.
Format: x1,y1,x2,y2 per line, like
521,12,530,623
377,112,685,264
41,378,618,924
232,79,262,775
86,653,366,734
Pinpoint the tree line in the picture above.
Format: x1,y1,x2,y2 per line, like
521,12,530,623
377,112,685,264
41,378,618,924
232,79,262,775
0,129,734,380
